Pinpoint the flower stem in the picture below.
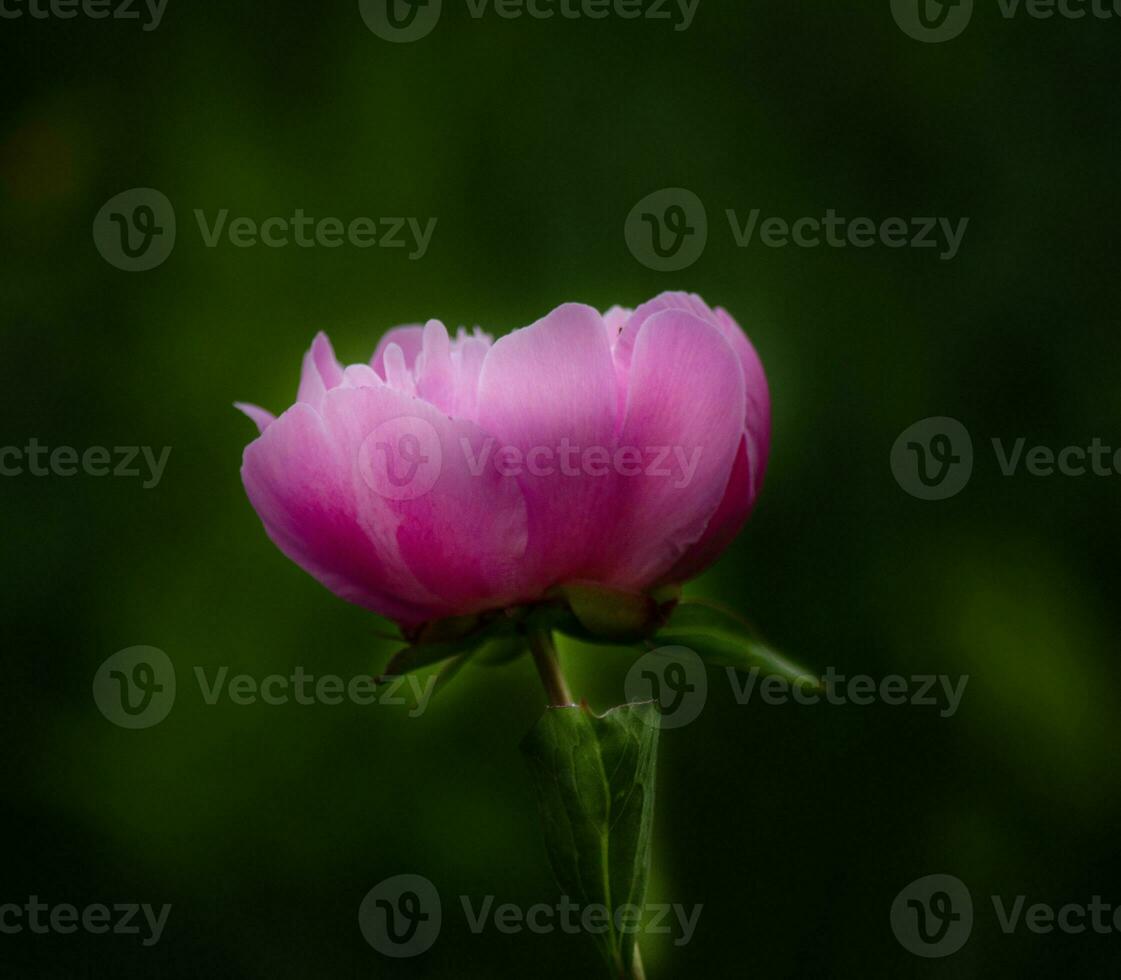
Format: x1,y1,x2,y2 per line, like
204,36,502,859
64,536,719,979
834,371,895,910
528,629,573,707
631,945,647,980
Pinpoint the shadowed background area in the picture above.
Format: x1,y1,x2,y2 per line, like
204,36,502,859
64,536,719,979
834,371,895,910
2,1,1120,976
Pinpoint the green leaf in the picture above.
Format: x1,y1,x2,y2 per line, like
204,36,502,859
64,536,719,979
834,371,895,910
521,702,659,977
378,619,513,682
378,638,466,682
655,599,821,690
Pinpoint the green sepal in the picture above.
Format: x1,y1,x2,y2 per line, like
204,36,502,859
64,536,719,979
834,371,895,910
655,599,820,690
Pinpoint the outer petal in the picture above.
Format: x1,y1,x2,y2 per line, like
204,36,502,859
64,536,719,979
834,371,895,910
241,402,441,626
716,306,771,467
606,309,746,588
648,305,770,584
476,303,620,592
616,293,770,449
234,401,275,435
658,433,755,585
613,292,715,375
319,385,529,616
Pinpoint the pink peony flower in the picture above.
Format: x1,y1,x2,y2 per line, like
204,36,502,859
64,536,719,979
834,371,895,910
237,292,770,631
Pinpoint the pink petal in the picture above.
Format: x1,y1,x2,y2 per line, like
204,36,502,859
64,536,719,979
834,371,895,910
658,433,755,585
716,306,771,462
613,291,715,376
234,401,275,435
607,308,746,588
413,320,455,414
615,294,770,455
371,325,425,379
602,305,633,347
381,343,416,396
241,402,442,626
297,332,344,408
342,363,382,389
476,303,620,591
449,330,490,421
319,386,530,613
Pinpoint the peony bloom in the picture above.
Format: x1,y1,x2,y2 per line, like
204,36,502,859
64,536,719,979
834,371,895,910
237,293,770,633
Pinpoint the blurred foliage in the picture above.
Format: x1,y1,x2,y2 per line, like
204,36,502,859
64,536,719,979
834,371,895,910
2,2,1120,977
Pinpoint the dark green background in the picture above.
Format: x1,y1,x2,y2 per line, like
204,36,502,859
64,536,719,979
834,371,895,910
3,1,1120,976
